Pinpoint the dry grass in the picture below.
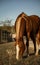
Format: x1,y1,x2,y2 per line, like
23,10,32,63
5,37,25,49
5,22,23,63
0,42,40,65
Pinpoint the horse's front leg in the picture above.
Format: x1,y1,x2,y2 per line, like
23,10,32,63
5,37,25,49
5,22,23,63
26,32,30,56
26,37,29,56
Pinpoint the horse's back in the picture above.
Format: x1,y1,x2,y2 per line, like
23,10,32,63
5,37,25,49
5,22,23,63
29,15,39,33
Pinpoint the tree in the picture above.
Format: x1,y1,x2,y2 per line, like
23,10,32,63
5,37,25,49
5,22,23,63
0,20,12,26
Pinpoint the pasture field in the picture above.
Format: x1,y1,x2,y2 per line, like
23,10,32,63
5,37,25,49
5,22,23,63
0,41,40,65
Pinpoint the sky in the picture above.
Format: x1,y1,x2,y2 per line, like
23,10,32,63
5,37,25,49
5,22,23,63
0,0,40,25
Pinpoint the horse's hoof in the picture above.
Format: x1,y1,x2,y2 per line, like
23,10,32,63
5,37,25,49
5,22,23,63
35,53,38,56
27,54,29,57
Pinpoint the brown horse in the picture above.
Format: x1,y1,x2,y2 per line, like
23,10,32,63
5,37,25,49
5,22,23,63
15,12,40,60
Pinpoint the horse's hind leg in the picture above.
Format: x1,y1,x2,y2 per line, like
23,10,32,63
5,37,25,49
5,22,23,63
32,34,36,54
35,32,40,55
30,32,36,54
35,39,39,55
33,39,36,54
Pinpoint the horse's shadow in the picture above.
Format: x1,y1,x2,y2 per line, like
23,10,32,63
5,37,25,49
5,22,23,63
22,53,35,59
22,50,40,59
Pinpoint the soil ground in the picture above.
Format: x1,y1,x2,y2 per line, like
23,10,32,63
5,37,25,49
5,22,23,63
0,41,40,65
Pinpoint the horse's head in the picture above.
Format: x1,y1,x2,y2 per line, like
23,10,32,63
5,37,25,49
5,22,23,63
15,40,25,60
15,12,27,60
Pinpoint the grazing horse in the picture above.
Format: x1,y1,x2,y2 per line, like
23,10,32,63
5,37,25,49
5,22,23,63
15,12,40,60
